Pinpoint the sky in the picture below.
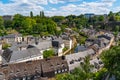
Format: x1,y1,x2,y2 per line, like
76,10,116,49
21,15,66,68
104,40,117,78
0,0,120,16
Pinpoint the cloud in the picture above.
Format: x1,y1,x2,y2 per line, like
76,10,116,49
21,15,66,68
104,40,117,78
0,0,119,16
48,0,80,4
112,6,120,12
58,0,116,16
0,0,44,15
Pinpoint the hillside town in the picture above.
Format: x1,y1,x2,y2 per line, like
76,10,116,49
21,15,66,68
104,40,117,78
0,1,120,79
0,27,116,80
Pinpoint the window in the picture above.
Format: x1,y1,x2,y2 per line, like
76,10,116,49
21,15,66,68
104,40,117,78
62,69,64,72
65,69,67,71
58,70,61,73
10,71,14,75
55,71,57,74
16,69,20,73
78,58,81,61
70,60,74,64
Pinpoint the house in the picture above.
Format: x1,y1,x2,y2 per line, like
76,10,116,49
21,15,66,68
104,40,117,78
1,47,43,64
31,40,52,53
74,45,87,53
3,34,22,44
0,56,68,80
2,15,13,21
23,35,35,44
90,57,104,72
0,60,46,80
9,42,29,51
85,38,95,47
64,28,73,34
41,56,69,78
65,49,95,71
61,35,73,49
84,13,95,19
52,38,65,56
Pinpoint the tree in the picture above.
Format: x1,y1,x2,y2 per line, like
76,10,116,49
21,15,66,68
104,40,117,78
0,16,4,29
98,15,104,21
43,49,54,58
93,68,107,80
108,11,115,21
0,16,6,36
51,16,65,23
13,14,24,29
4,20,13,28
42,11,44,17
2,43,11,50
30,11,33,18
21,18,36,33
56,73,74,80
101,46,120,79
115,16,120,21
115,26,120,32
108,11,114,17
40,11,45,18
40,11,42,18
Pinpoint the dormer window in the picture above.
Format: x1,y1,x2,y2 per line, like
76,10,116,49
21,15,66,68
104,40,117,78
51,64,53,67
57,63,60,66
70,60,74,64
10,71,14,74
24,69,27,72
16,69,20,73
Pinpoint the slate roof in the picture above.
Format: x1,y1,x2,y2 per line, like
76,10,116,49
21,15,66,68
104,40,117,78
2,48,42,63
0,56,68,79
75,45,87,53
0,60,42,80
9,42,29,51
41,56,68,77
97,33,113,40
9,48,42,63
4,34,22,38
66,49,95,71
31,40,52,50
42,57,65,71
2,48,13,62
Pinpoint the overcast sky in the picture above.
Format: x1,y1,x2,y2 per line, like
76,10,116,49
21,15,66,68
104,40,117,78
0,0,120,16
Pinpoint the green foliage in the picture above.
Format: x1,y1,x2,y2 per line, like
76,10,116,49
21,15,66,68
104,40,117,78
77,31,87,45
101,46,120,79
43,49,54,58
63,47,68,52
56,73,74,80
2,43,11,50
115,26,120,32
4,20,13,28
40,11,44,18
11,12,57,36
30,11,33,18
21,18,36,33
0,29,7,36
51,16,65,23
98,15,104,21
13,14,24,29
108,11,115,21
0,16,4,29
115,16,120,21
93,68,107,80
